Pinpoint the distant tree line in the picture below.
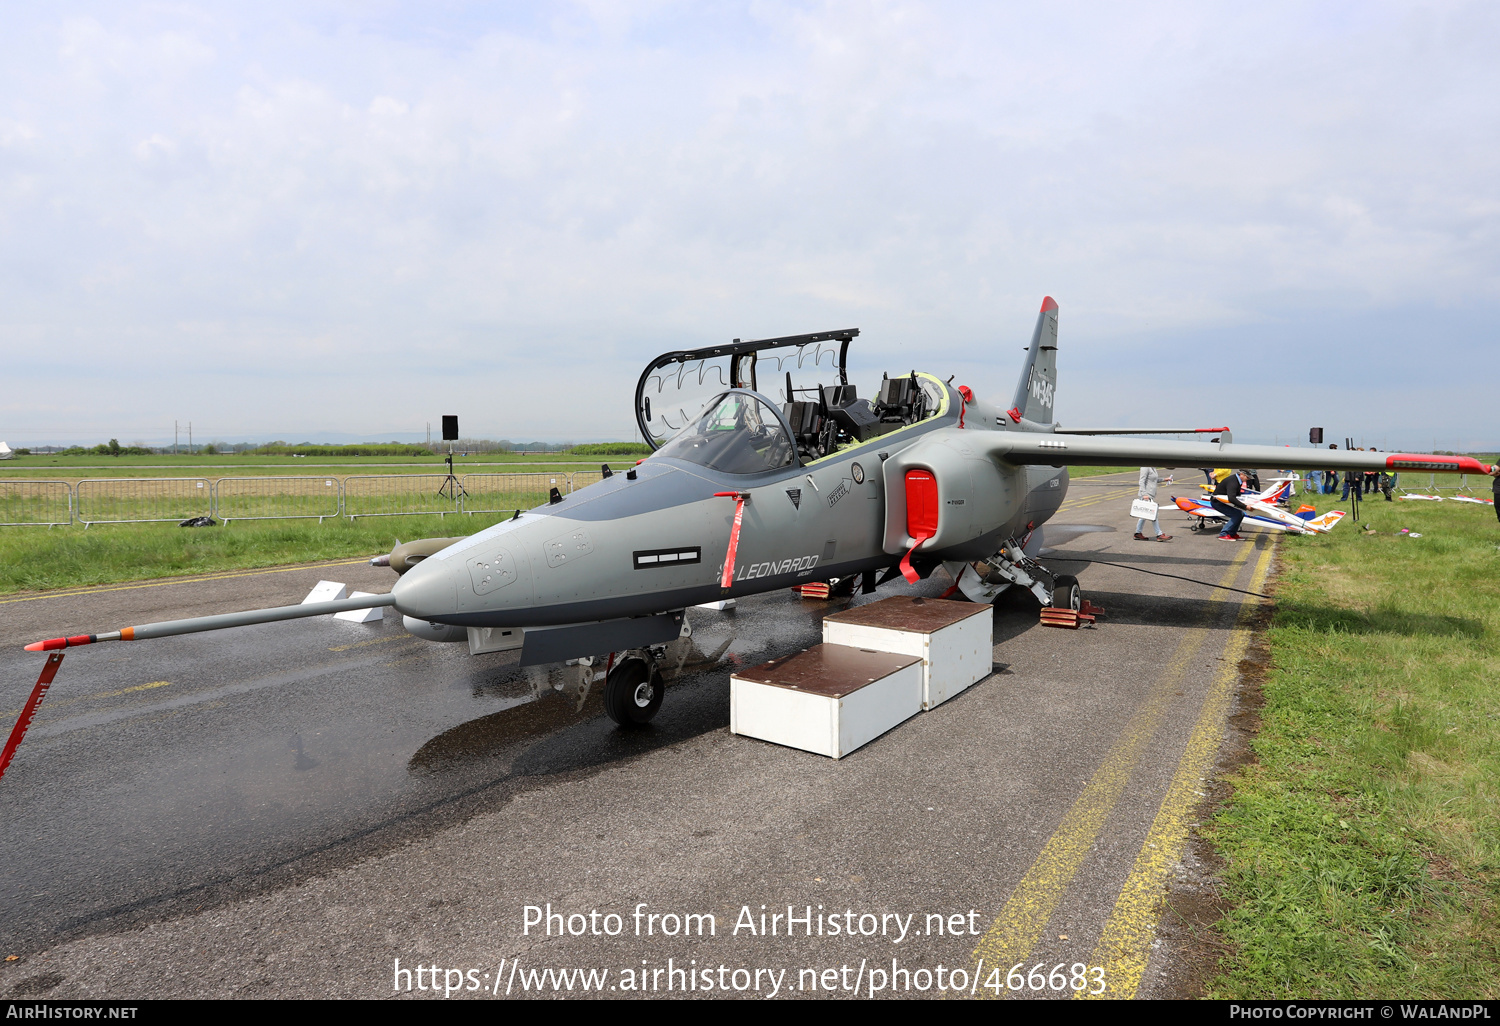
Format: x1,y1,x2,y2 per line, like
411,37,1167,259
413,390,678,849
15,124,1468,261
252,442,437,456
14,438,657,458
52,439,156,457
566,442,652,456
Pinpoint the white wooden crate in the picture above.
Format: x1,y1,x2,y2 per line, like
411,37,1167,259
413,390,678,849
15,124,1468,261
730,644,922,759
822,596,992,710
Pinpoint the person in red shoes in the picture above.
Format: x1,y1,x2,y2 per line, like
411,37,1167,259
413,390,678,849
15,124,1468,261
1134,466,1172,542
1210,468,1251,540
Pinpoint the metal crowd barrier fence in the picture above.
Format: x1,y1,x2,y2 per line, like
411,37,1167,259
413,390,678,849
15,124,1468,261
459,473,568,515
565,470,610,493
343,475,462,519
1,467,632,527
1400,472,1478,494
215,476,342,523
76,477,213,527
0,480,74,527
1294,469,1488,497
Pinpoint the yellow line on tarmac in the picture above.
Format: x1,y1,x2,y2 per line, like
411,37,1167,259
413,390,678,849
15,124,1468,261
327,634,409,653
2,679,174,719
969,540,1258,992
1078,540,1276,1000
0,559,374,606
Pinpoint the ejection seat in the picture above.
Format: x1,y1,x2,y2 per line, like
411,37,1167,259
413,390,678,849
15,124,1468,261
874,374,925,424
823,385,881,444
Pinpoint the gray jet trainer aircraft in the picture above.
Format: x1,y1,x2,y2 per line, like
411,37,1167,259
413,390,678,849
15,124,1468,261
26,297,1492,727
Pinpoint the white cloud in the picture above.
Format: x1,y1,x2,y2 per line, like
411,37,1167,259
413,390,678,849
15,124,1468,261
0,1,1497,447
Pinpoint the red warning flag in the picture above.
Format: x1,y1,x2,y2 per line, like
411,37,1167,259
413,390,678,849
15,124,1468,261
1,653,64,780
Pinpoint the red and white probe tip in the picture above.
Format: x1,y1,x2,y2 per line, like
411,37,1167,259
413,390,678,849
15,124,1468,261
25,630,128,652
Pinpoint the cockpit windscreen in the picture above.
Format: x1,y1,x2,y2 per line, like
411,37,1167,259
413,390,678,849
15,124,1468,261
653,393,795,475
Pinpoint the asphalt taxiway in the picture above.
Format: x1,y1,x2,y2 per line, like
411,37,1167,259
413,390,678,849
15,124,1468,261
0,470,1277,999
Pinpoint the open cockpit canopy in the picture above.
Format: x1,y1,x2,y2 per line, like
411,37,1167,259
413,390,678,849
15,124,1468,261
635,329,946,466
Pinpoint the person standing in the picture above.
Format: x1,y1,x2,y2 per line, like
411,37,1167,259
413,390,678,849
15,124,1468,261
1211,468,1251,540
1134,466,1172,542
1493,466,1500,523
1324,444,1339,492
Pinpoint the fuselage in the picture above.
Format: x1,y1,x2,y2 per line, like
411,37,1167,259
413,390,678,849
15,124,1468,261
391,377,1068,629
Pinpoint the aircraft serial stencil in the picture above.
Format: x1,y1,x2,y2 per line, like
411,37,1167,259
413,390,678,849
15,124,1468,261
24,298,1493,728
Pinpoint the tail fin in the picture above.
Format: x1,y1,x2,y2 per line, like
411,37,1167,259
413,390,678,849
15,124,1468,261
1263,480,1291,504
1307,510,1347,531
1010,296,1059,424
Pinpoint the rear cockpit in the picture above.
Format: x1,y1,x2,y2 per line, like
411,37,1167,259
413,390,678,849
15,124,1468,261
781,372,945,461
635,330,947,469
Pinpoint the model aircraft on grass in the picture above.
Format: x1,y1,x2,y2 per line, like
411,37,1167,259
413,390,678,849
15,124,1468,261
1195,477,1295,505
1395,494,1495,504
20,298,1492,729
1170,494,1347,535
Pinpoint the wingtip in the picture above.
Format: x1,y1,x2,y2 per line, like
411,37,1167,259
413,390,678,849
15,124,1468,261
1040,296,1058,313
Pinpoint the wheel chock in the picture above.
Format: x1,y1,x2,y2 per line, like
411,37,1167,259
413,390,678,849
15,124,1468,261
1040,607,1098,630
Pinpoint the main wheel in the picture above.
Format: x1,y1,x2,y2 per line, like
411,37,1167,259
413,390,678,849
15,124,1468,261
1050,574,1082,611
604,657,664,726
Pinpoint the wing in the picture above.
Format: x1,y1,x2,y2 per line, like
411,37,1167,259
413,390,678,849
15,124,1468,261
978,433,1493,476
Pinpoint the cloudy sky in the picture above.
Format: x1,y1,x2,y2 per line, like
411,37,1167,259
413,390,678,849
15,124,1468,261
2,1,1496,449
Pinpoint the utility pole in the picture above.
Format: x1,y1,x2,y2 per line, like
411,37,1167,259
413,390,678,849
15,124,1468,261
189,422,193,455
174,421,178,455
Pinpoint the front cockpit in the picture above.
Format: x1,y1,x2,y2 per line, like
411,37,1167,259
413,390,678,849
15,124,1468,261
635,329,949,468
652,392,796,474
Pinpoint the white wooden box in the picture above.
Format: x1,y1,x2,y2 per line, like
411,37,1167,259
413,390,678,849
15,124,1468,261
822,597,993,710
730,644,922,759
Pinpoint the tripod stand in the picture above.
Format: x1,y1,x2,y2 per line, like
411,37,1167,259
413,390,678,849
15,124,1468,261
437,450,467,502
1344,437,1360,522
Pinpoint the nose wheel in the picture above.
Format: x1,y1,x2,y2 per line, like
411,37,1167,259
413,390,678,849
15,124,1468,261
604,656,664,726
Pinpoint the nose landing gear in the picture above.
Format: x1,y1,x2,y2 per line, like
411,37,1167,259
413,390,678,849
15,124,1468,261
603,654,665,726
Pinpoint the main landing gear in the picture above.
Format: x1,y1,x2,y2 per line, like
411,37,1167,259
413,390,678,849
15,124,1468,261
1050,574,1081,611
948,537,1075,608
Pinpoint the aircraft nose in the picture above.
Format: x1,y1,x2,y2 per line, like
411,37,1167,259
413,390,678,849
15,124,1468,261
390,554,458,620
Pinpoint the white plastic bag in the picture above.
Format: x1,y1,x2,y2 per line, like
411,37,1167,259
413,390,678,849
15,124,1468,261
1130,498,1159,520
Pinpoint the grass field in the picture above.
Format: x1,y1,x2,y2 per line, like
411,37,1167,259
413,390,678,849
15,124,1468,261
0,514,519,594
1208,489,1500,998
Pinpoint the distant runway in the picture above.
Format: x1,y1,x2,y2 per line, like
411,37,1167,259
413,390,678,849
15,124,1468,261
1,471,1275,1000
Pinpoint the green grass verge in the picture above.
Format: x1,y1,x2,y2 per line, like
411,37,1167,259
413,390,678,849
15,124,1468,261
0,514,519,594
1207,490,1500,998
